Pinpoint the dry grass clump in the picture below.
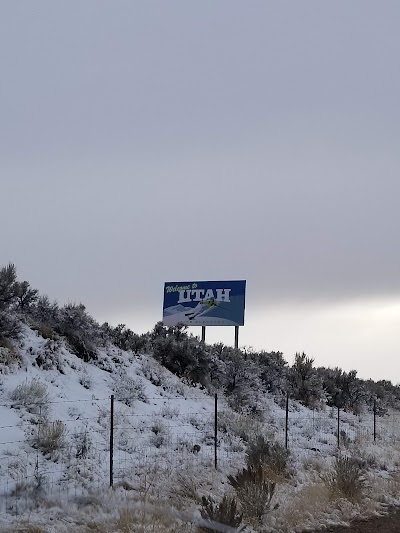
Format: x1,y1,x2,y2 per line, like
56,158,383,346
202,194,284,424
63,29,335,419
324,456,366,501
9,378,49,415
198,495,245,533
84,525,109,533
246,435,289,481
370,469,400,501
217,409,262,442
116,505,185,533
11,526,48,533
228,464,276,523
302,455,324,474
29,420,67,454
269,482,331,532
172,470,203,505
149,417,170,448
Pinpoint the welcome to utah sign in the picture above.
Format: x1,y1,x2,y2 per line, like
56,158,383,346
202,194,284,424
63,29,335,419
162,280,246,327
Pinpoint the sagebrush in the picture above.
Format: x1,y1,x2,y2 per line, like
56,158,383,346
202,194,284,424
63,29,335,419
9,378,49,415
228,465,276,522
246,435,289,479
324,455,366,501
29,420,66,454
198,495,245,533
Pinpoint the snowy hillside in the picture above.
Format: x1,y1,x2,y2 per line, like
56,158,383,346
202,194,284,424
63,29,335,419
1,324,400,532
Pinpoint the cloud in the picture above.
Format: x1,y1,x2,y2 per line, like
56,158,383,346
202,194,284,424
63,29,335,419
1,1,399,382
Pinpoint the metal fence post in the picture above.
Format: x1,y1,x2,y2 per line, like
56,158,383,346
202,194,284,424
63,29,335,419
214,393,218,469
373,398,377,442
285,391,289,449
110,394,114,487
337,406,340,448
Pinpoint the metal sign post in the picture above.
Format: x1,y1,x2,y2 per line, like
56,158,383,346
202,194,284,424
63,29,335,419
234,325,239,350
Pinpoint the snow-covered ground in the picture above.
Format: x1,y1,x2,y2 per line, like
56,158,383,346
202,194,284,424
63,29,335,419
0,325,400,532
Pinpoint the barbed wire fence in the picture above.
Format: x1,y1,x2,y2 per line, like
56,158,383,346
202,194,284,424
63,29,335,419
0,393,399,515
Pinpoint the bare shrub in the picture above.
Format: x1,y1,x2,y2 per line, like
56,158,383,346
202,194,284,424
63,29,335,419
73,426,92,459
0,340,21,367
372,470,400,500
324,456,366,501
217,409,262,442
171,470,202,504
9,378,49,415
114,375,147,406
158,404,179,419
34,340,64,372
11,461,47,501
141,357,168,387
36,324,58,340
0,311,22,341
302,456,324,474
246,435,289,479
149,418,170,448
198,495,245,533
79,368,92,389
29,420,66,454
339,429,352,448
228,465,276,522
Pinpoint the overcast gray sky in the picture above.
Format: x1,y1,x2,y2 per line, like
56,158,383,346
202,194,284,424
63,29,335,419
1,1,399,382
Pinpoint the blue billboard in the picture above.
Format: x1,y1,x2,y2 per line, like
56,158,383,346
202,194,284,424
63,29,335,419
163,280,246,327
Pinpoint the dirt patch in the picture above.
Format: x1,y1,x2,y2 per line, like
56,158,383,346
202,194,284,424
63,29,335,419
315,508,400,533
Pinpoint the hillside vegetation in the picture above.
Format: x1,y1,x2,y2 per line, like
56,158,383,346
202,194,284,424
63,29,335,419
0,263,400,532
